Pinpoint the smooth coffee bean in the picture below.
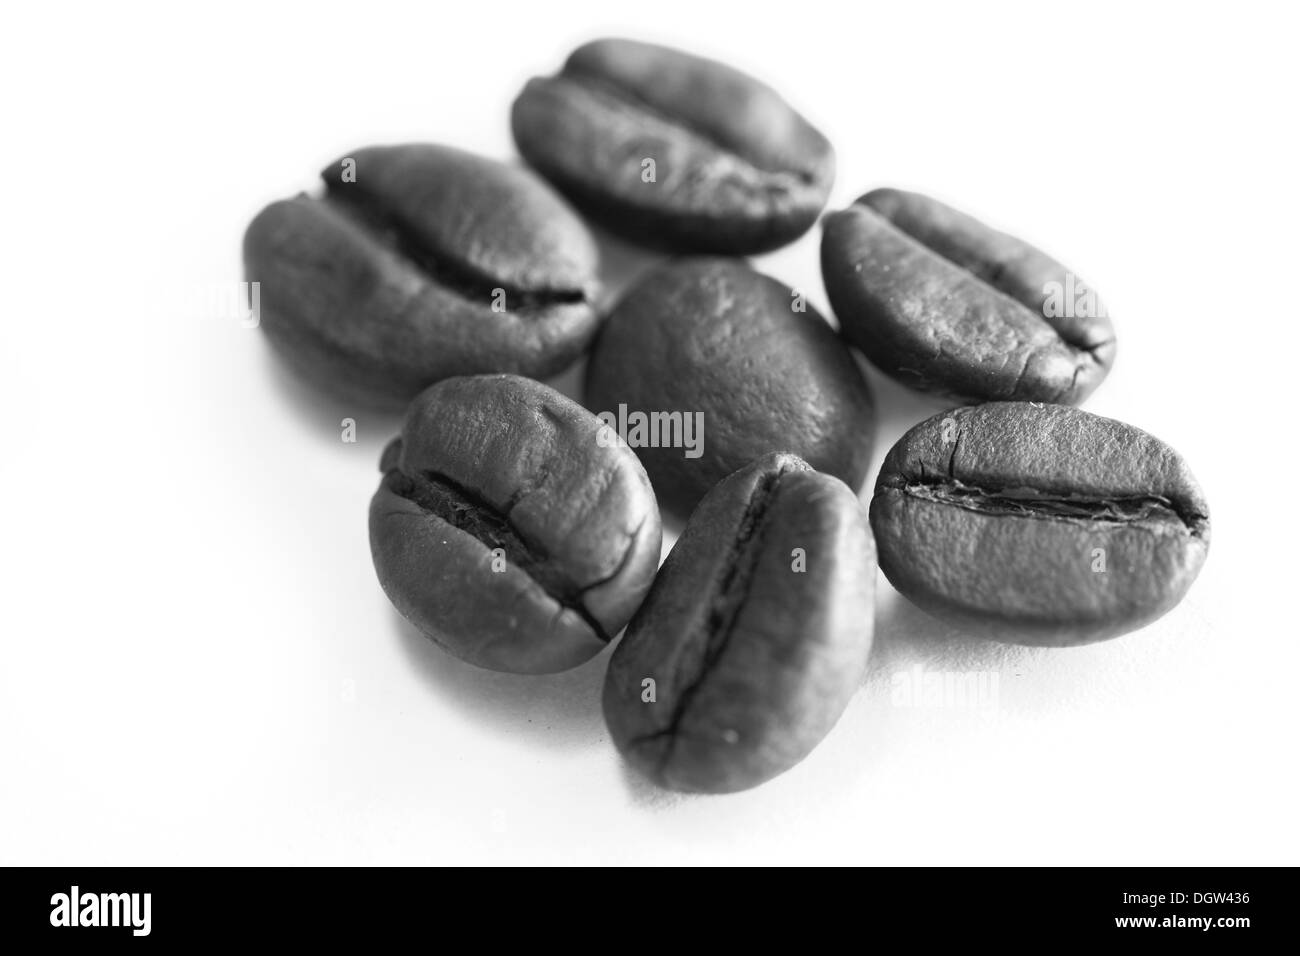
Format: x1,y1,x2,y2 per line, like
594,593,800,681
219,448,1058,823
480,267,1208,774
604,453,875,793
244,144,601,406
822,188,1116,404
585,257,874,519
369,374,662,674
871,403,1209,646
512,38,835,254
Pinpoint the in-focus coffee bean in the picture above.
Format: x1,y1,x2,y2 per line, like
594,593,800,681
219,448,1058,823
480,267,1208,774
370,374,662,674
871,403,1209,646
244,144,601,406
512,38,835,254
604,453,875,793
585,257,874,518
822,188,1116,404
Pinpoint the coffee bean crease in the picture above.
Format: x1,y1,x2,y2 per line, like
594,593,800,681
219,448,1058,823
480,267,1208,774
638,462,794,766
383,463,608,639
894,478,1207,533
325,186,588,309
557,68,817,187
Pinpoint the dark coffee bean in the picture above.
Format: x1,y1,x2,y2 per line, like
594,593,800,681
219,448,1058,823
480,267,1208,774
604,453,875,793
871,403,1209,646
369,374,662,674
244,144,601,406
822,188,1116,404
512,38,835,254
584,257,874,519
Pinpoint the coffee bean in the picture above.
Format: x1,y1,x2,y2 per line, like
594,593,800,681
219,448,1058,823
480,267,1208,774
822,188,1116,404
369,374,662,674
871,403,1209,646
511,38,835,254
244,144,601,406
603,453,875,793
584,257,874,518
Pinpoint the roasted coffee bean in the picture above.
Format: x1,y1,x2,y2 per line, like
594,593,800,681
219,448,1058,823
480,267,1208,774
512,38,835,254
369,374,662,674
871,403,1209,646
244,144,601,406
584,257,874,518
603,453,875,793
822,188,1116,404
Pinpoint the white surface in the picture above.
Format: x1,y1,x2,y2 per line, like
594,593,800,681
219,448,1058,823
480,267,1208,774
2,0,1298,865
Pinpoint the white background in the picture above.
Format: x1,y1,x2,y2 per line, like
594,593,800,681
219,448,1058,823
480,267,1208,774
3,1,1297,865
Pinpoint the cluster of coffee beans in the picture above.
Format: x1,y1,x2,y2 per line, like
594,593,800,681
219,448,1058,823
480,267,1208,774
245,37,1210,794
